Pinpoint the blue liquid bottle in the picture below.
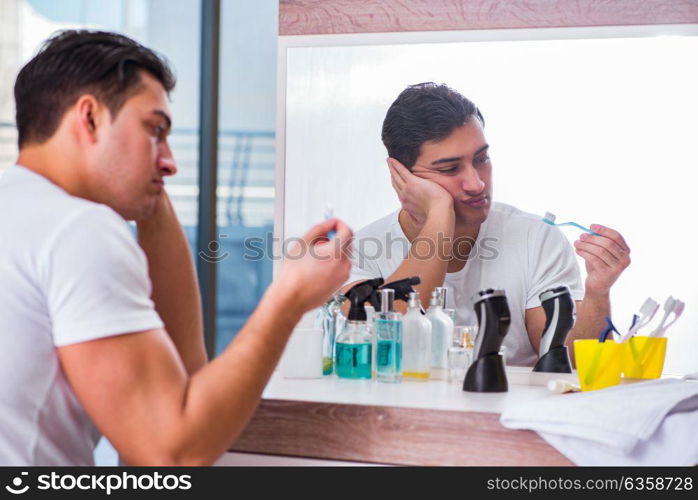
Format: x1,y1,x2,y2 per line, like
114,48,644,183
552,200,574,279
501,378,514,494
375,288,402,383
335,278,383,380
335,321,372,379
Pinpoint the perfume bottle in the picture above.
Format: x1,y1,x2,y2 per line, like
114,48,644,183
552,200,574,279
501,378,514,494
365,304,376,378
435,287,453,316
460,325,477,367
374,289,402,383
448,327,471,384
401,292,432,381
425,289,454,380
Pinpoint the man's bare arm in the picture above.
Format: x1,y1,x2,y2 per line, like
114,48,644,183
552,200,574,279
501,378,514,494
343,206,454,311
59,219,352,465
137,190,206,374
525,296,609,367
342,159,454,311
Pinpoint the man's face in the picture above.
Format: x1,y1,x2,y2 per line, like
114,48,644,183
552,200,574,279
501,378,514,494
89,71,175,220
410,118,492,226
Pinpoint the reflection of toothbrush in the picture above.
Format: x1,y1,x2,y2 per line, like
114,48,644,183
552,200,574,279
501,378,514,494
324,205,336,239
542,212,600,235
618,298,660,343
584,317,619,387
649,297,684,338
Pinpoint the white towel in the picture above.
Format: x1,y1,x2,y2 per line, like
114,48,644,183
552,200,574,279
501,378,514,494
500,378,698,466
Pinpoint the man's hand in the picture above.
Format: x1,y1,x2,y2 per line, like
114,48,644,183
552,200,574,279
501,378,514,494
275,218,353,312
137,187,177,231
573,224,631,296
388,158,452,227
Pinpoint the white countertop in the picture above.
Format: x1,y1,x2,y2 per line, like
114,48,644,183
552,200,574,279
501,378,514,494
263,367,580,414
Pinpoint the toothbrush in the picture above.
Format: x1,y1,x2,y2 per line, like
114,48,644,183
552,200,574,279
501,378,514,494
615,314,638,343
659,300,685,336
622,314,643,361
650,299,684,338
617,297,660,343
542,212,600,235
638,299,684,366
584,317,619,387
324,205,336,239
617,298,658,362
648,297,683,338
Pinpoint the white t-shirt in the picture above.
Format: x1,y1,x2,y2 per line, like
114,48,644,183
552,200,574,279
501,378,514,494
347,202,584,366
0,165,163,465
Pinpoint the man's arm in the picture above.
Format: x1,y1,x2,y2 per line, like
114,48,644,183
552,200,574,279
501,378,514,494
526,297,608,366
342,159,454,311
137,190,206,374
58,219,352,465
525,224,630,366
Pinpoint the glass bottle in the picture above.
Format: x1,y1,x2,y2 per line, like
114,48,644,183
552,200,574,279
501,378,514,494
425,289,454,380
374,289,402,383
319,295,347,375
335,320,373,379
402,292,432,381
448,327,472,384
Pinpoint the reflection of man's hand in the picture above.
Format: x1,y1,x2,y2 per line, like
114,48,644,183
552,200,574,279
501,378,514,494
573,224,631,296
387,157,452,227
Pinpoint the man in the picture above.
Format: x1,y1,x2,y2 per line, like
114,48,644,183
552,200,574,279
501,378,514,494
0,30,351,465
345,83,630,367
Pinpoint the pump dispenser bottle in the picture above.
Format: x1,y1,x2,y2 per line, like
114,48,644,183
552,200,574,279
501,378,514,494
374,289,402,383
335,278,383,379
381,277,421,303
402,292,432,380
426,289,454,380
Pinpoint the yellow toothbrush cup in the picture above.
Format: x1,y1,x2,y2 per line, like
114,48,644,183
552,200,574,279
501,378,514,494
574,339,623,391
622,337,667,379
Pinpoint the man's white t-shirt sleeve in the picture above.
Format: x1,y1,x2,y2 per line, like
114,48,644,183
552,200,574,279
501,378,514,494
526,225,585,309
39,206,164,346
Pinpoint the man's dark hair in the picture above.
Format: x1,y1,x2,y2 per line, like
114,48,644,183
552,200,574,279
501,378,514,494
14,30,176,148
381,82,484,169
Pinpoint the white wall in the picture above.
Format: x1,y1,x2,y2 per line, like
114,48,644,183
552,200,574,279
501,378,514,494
284,33,698,374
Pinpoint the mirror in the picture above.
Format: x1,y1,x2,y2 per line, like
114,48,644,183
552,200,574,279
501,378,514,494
280,27,698,374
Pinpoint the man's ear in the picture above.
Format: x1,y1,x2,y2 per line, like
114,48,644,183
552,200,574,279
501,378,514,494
75,95,106,143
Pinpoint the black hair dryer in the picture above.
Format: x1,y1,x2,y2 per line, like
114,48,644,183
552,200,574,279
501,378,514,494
532,286,575,373
463,289,511,393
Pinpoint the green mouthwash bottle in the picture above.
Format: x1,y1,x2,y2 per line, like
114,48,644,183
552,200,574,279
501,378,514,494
335,278,383,379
